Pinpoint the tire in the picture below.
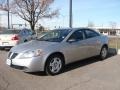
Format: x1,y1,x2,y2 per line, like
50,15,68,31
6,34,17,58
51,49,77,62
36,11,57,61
45,54,64,75
24,40,27,42
0,47,4,50
99,46,108,60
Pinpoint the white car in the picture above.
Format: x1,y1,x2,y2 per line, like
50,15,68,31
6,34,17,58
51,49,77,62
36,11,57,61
0,29,36,49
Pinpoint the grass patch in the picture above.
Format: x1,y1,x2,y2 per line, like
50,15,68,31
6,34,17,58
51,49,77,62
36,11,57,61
109,36,120,49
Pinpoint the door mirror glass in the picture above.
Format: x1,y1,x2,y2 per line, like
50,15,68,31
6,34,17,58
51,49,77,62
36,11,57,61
68,39,77,43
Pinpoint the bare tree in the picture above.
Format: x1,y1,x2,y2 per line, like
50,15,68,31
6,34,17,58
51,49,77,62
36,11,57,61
109,22,117,29
87,21,95,27
0,0,58,31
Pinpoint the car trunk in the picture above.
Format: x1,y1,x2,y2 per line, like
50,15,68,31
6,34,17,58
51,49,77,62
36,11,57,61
0,34,18,41
0,34,19,46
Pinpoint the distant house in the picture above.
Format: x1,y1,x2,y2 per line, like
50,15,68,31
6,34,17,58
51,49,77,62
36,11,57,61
91,27,120,36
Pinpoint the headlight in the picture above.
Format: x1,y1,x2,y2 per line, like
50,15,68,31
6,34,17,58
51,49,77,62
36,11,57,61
20,49,43,58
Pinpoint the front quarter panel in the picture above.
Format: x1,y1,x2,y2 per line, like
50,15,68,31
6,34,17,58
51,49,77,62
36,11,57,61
40,43,63,70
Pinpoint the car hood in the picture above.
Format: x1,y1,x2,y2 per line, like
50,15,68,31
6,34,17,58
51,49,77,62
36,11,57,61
10,40,58,53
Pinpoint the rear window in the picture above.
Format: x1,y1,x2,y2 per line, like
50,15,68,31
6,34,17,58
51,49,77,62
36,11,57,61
1,30,20,34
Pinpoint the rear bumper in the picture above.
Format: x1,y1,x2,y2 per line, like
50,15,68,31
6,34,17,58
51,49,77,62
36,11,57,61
0,41,18,48
0,46,13,48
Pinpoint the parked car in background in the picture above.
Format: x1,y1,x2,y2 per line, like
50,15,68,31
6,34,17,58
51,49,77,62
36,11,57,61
0,28,36,49
6,28,109,75
37,31,48,38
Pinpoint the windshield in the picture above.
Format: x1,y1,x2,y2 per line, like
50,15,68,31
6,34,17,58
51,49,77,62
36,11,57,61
38,29,72,42
1,30,20,34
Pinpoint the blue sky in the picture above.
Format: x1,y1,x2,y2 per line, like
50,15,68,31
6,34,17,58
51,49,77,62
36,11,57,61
51,0,120,28
0,0,120,29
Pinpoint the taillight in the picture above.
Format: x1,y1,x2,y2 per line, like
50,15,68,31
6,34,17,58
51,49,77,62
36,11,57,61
11,35,19,40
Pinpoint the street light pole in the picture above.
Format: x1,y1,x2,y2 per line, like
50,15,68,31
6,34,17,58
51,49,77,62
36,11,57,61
7,0,10,29
69,0,72,28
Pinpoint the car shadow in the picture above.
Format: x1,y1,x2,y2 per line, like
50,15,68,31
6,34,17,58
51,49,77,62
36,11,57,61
28,48,117,76
108,48,117,57
63,48,117,73
27,71,47,76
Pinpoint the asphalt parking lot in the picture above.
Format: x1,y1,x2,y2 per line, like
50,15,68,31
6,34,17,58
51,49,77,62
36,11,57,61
0,50,120,90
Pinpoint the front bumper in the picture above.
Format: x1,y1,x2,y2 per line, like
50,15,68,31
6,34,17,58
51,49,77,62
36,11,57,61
6,56,45,72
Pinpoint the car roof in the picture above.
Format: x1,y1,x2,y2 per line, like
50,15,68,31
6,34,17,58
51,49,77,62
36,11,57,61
7,29,20,30
54,27,95,31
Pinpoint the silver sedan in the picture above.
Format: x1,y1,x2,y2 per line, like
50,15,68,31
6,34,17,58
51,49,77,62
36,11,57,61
6,28,109,75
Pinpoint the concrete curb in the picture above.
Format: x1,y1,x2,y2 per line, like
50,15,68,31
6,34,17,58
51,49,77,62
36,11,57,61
117,49,120,55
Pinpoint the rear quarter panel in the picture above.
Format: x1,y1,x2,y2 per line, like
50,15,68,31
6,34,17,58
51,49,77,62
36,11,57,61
100,35,109,47
97,35,109,54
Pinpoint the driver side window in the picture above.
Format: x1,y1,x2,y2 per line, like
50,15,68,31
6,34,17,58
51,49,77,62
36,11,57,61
68,30,84,42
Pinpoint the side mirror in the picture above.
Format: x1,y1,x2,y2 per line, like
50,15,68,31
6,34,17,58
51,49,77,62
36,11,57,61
67,39,77,43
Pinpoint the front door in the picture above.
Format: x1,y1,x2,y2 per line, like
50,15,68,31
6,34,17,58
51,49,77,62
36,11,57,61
64,30,88,63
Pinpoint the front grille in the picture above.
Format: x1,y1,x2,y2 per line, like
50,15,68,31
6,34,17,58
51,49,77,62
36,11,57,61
8,52,18,60
8,52,12,58
11,53,18,59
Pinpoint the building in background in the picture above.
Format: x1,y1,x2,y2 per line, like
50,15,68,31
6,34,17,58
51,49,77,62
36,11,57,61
91,26,120,36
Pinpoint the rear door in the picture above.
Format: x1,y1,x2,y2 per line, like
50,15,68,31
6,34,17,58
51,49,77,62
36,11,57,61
83,29,101,57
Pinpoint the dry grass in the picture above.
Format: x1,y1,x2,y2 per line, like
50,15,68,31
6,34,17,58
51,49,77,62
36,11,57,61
109,36,120,49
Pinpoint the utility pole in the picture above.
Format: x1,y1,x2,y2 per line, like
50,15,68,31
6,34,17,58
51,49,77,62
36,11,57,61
7,0,10,29
0,15,1,29
69,0,72,28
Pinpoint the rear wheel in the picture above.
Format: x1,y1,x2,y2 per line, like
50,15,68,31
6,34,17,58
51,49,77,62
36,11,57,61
45,54,64,75
99,46,108,60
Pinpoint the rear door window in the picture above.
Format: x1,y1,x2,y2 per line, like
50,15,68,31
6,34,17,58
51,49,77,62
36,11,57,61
85,29,100,39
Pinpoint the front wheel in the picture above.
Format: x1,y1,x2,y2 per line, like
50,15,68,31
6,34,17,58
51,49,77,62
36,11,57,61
99,46,108,60
45,54,64,75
